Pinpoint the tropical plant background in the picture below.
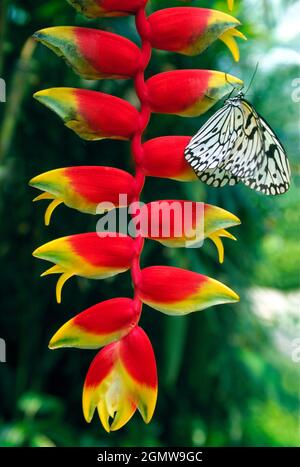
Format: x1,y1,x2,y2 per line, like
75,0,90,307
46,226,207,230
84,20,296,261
0,0,299,447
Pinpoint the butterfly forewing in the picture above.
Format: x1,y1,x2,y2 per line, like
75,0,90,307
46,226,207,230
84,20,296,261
185,104,239,176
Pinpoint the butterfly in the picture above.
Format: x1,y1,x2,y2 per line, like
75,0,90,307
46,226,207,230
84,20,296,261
184,91,291,195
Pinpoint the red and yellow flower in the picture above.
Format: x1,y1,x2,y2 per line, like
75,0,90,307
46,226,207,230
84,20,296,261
137,266,239,315
82,326,157,432
49,298,141,349
30,166,135,225
133,201,240,262
33,233,137,303
147,70,243,117
34,27,141,79
31,0,243,432
148,7,246,61
34,88,139,140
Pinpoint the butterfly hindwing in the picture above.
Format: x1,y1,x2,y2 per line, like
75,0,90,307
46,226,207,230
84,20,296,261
197,167,239,188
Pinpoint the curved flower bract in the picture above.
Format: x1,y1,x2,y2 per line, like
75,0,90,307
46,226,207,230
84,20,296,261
83,326,158,432
137,266,239,315
49,298,141,349
33,233,136,303
30,166,135,224
34,88,139,141
133,201,240,261
34,27,141,80
147,70,243,116
148,7,246,61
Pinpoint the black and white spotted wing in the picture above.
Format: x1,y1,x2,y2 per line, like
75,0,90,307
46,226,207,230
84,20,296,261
184,92,291,195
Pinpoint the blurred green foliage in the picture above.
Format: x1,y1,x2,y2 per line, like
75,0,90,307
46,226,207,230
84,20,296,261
0,0,299,447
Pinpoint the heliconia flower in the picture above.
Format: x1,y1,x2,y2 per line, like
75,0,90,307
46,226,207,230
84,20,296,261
34,27,141,80
33,233,137,303
148,8,246,62
83,326,157,432
142,136,197,181
33,88,139,141
137,266,239,315
30,166,135,225
132,201,240,262
147,70,243,117
67,0,148,18
49,298,141,349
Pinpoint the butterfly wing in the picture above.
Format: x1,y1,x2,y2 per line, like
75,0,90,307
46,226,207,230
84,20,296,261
196,167,239,187
185,97,291,195
184,103,241,187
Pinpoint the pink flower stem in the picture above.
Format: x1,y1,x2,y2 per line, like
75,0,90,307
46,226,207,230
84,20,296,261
131,7,152,311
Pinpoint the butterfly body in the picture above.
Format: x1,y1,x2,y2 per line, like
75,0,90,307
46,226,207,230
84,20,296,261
185,91,291,195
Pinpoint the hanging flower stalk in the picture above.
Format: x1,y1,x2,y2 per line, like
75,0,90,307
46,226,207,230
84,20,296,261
31,0,245,432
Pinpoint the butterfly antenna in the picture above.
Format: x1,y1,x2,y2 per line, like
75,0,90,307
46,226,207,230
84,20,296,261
245,63,259,95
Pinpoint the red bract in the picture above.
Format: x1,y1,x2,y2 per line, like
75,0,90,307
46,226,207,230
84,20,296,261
34,88,139,140
34,27,141,79
33,233,138,303
32,0,243,431
147,70,242,116
148,7,246,61
30,166,136,223
132,200,240,256
137,266,239,315
50,298,141,349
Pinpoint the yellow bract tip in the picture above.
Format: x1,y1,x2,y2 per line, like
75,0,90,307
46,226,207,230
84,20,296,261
48,321,72,349
219,229,237,241
44,198,63,226
41,265,63,277
209,233,225,264
232,29,247,41
219,28,246,62
32,192,55,202
209,228,238,263
56,272,73,304
97,402,111,433
228,0,235,11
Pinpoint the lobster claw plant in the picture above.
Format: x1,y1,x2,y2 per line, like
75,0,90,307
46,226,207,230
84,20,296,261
31,0,244,432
